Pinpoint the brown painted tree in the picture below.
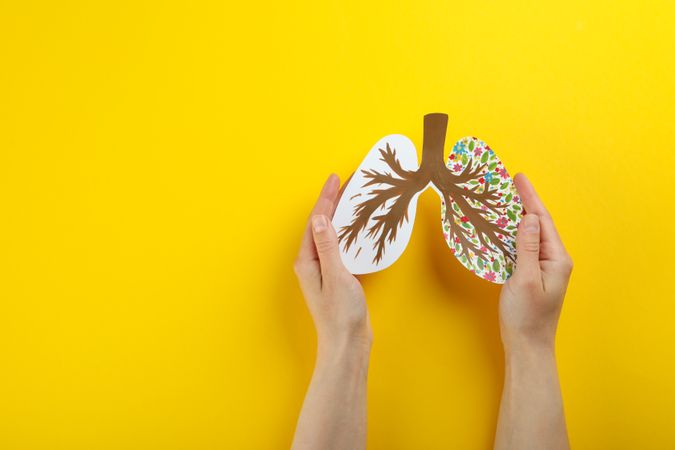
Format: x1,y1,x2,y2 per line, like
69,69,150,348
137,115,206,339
337,113,517,270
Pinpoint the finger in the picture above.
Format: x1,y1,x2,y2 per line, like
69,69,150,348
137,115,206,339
511,213,543,289
513,173,551,217
513,173,568,258
311,214,347,287
337,172,354,205
294,174,341,295
296,174,341,264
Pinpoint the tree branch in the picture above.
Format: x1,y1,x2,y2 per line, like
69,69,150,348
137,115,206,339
378,143,411,179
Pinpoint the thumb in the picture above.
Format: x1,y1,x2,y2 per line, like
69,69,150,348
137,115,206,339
311,215,346,283
513,213,542,286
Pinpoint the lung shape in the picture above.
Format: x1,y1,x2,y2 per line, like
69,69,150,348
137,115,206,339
332,114,523,284
438,137,521,283
332,134,422,274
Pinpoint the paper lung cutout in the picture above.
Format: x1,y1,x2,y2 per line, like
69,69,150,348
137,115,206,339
332,113,523,284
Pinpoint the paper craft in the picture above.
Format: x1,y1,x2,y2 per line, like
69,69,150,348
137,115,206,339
332,113,523,284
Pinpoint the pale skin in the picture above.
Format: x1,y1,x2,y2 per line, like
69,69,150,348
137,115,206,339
291,173,572,450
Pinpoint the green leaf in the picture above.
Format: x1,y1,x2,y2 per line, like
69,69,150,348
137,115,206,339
488,162,497,170
513,204,521,210
500,183,507,190
490,178,499,185
507,209,517,221
505,193,512,202
477,258,484,269
469,140,475,151
481,151,489,163
493,260,500,271
462,154,468,165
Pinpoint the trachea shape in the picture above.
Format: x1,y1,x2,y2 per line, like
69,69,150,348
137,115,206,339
332,113,523,284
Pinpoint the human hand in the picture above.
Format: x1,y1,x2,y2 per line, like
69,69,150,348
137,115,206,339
293,174,372,354
495,173,572,450
291,174,371,450
499,174,574,353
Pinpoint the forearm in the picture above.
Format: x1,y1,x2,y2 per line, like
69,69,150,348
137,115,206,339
494,340,569,450
291,338,370,450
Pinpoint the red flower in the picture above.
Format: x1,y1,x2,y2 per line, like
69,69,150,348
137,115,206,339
484,271,497,282
479,177,485,183
461,216,469,223
453,163,463,171
496,217,508,228
449,154,455,160
454,237,460,243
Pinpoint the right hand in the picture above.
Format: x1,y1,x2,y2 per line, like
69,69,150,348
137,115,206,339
499,174,574,352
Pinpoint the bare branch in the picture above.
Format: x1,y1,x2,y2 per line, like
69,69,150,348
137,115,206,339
378,143,411,179
338,186,403,252
361,169,407,188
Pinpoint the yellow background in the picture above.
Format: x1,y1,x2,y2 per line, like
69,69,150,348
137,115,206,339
1,1,674,448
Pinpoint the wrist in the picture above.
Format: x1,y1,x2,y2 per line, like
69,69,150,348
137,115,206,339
502,333,556,363
317,333,371,370
500,322,556,356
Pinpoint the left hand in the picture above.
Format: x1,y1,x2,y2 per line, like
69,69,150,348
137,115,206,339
293,174,372,351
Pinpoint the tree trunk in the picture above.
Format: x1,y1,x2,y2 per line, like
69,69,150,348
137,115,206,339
420,113,448,172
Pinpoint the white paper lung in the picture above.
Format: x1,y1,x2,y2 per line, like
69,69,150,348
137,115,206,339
332,134,423,274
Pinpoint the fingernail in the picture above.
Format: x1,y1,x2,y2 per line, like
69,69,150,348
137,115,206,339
312,215,328,232
522,214,539,232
